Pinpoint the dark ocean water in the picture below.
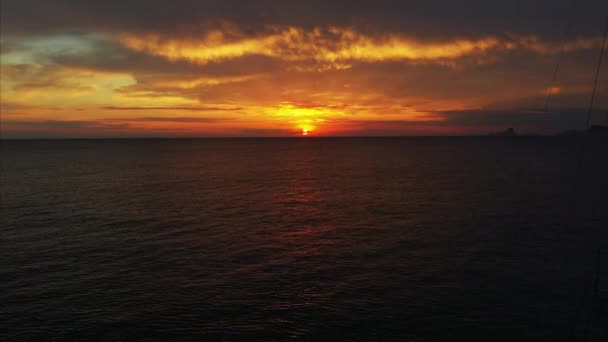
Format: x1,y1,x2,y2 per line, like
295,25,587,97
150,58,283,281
1,137,608,341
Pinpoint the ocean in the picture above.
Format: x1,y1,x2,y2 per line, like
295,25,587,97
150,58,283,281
1,137,607,341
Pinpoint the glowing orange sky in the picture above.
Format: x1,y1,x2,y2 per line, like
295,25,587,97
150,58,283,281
1,1,607,138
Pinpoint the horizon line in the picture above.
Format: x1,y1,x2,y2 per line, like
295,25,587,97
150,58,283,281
0,134,568,141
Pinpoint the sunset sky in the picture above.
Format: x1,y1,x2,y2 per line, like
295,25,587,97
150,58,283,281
1,0,607,138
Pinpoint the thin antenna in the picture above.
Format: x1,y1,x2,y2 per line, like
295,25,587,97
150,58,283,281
584,16,608,129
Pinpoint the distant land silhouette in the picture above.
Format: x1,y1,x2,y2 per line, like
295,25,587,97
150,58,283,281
558,125,608,137
485,125,608,138
489,128,518,136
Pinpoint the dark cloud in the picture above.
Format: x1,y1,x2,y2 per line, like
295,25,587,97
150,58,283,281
238,128,296,137
105,117,235,123
0,119,239,138
2,0,607,39
3,119,127,129
1,120,132,139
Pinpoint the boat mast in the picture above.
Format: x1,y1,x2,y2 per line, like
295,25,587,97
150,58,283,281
584,16,608,130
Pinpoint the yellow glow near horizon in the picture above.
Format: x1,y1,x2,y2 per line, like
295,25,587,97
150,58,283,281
269,103,336,133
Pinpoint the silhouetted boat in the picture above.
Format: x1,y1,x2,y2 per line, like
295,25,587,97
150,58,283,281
588,125,608,137
489,128,517,137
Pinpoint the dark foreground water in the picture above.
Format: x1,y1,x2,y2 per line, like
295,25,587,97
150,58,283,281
1,137,608,341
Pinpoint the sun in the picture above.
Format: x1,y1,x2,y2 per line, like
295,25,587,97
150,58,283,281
296,121,316,136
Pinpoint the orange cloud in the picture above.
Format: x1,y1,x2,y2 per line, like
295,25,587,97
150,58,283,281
119,26,601,67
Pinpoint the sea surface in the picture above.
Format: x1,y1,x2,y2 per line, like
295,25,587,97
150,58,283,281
1,137,608,341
